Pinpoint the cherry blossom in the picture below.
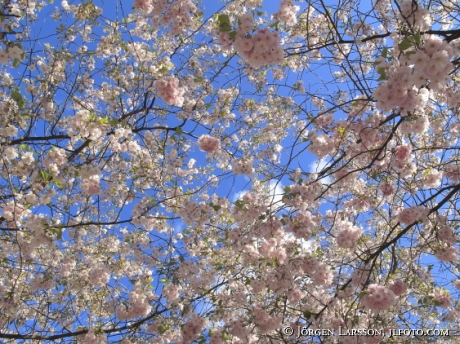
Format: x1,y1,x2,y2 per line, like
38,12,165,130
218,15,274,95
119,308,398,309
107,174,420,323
0,0,459,342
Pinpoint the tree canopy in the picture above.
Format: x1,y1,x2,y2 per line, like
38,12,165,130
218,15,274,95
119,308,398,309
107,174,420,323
1,0,460,343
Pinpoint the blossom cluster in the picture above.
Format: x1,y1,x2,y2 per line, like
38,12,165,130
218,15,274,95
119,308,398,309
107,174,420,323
392,143,412,169
373,33,457,115
0,45,24,64
182,314,206,343
308,133,337,159
153,76,185,106
399,115,429,135
217,13,284,68
134,0,198,35
336,221,362,249
312,263,334,286
133,0,152,11
83,329,106,344
361,284,397,311
116,289,153,320
397,205,429,225
163,283,181,302
287,211,318,240
436,245,458,262
273,0,299,26
283,180,323,209
252,307,282,334
398,0,432,31
198,134,221,154
389,279,408,296
422,169,443,188
233,27,284,69
437,225,456,245
1,201,25,228
379,183,394,197
432,288,451,308
232,157,255,176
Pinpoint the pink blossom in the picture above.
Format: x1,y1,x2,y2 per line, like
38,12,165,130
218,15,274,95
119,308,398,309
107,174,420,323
389,279,408,296
379,183,394,196
154,76,184,106
437,225,456,245
453,280,460,290
394,144,412,161
398,206,428,225
302,256,319,274
134,0,152,11
273,0,299,26
198,135,221,154
230,23,284,68
336,221,362,249
432,289,450,308
436,246,458,262
361,284,396,312
2,202,24,228
312,263,333,286
397,208,417,225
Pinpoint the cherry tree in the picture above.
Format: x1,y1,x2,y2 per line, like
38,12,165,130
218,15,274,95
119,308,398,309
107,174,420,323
0,0,460,343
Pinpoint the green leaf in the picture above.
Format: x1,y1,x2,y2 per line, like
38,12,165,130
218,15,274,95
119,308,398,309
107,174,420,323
229,31,237,39
11,88,26,110
176,127,183,135
234,200,245,208
218,14,232,32
219,22,232,31
98,116,110,125
158,325,170,334
19,144,30,151
377,67,387,81
381,47,388,58
40,170,49,181
398,38,413,51
304,310,313,320
51,179,64,189
52,227,63,240
358,290,369,297
414,30,421,44
89,111,97,122
13,59,20,68
109,118,119,127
